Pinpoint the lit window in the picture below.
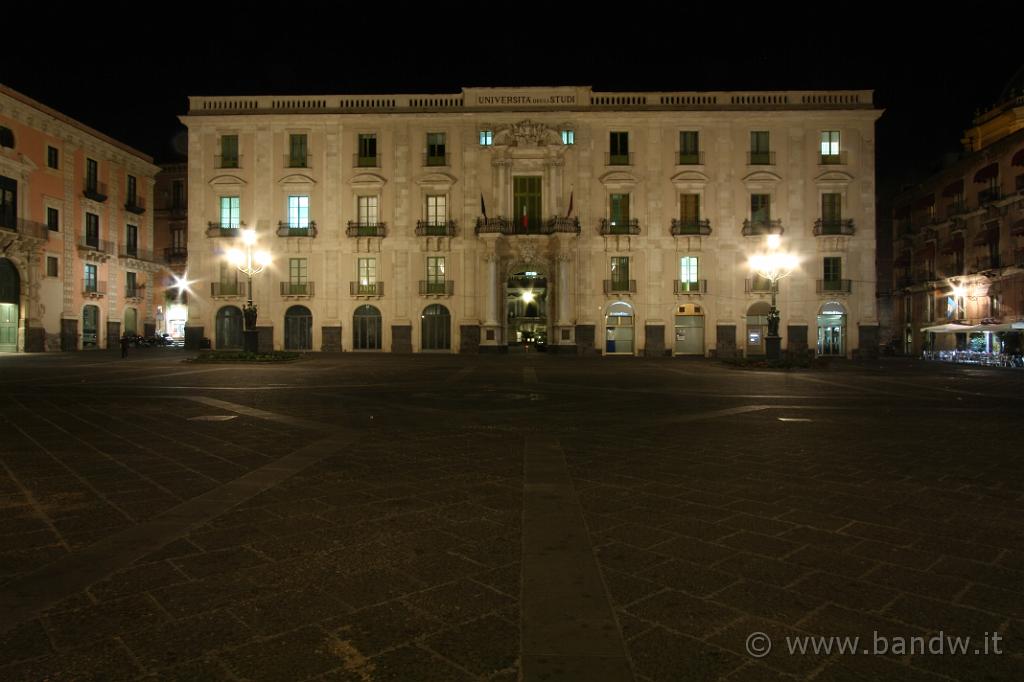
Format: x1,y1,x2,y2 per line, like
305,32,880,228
357,196,378,226
287,195,309,228
680,256,699,283
220,196,240,228
479,130,493,146
426,195,446,225
358,258,376,286
820,131,840,158
561,130,575,145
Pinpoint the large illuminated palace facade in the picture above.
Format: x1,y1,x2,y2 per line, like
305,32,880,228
179,86,880,357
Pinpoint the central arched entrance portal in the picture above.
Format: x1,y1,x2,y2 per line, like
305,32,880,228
284,305,313,350
817,301,847,357
216,306,243,350
506,270,547,350
0,258,19,352
605,301,635,355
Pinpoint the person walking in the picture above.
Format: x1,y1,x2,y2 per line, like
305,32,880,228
119,333,130,359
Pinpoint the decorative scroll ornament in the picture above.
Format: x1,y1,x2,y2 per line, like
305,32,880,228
494,120,562,148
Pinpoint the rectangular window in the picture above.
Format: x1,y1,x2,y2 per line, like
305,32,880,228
358,257,377,286
219,261,236,285
47,207,60,231
171,227,184,249
85,212,99,246
220,196,240,228
561,129,575,145
821,193,842,232
125,224,138,256
47,256,58,277
679,131,700,164
926,294,935,323
751,194,771,223
357,134,377,166
610,256,630,284
47,146,59,169
479,130,493,146
680,194,700,224
680,256,699,283
609,131,629,164
750,131,771,164
820,131,841,163
289,258,307,284
172,180,185,209
288,134,308,167
427,256,446,293
0,175,15,229
84,264,97,292
357,196,378,225
426,195,447,225
287,195,310,228
823,257,842,282
126,271,137,296
426,133,446,165
126,175,137,204
86,158,99,191
221,135,239,167
609,193,630,232
946,295,965,320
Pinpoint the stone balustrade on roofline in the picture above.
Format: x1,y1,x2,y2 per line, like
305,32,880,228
187,87,874,115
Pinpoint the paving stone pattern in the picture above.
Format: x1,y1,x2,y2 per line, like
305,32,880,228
0,351,1022,681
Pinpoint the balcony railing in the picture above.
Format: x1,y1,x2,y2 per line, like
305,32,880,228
124,286,143,300
280,282,314,296
276,221,318,238
813,219,855,236
119,246,153,261
674,279,707,294
83,181,108,202
678,151,704,165
970,256,1000,272
419,280,454,296
742,219,784,236
819,151,848,165
605,152,634,166
745,277,774,293
816,279,853,293
424,153,449,167
603,279,636,294
79,237,115,255
82,280,106,296
164,247,188,263
215,155,242,169
354,154,380,168
599,218,640,235
346,222,386,237
748,151,776,165
350,282,384,297
0,218,49,240
473,216,580,235
211,282,242,297
124,196,146,215
415,220,457,237
547,216,581,233
979,188,1002,205
947,202,969,216
670,219,712,236
206,223,241,238
285,154,310,169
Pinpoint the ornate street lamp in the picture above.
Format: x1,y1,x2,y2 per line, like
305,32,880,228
748,234,798,360
226,229,271,353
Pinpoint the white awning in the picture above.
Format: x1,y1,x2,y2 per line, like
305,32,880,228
920,321,1024,333
920,323,976,333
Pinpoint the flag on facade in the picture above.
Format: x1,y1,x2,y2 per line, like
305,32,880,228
480,193,487,222
521,203,528,231
566,189,574,218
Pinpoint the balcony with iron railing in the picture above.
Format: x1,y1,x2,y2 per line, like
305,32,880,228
78,237,115,255
745,277,774,293
0,218,49,240
215,154,242,169
277,221,318,238
83,180,108,203
284,154,311,169
206,223,242,238
819,151,848,165
677,151,704,165
747,151,776,165
605,152,634,166
473,216,580,235
742,219,784,236
599,218,641,235
211,282,242,297
82,280,106,297
947,201,969,217
124,195,146,215
419,280,454,296
354,154,381,168
813,219,855,236
546,216,581,234
671,219,712,236
119,245,154,261
816,279,853,293
415,220,457,237
979,187,1002,205
280,281,315,297
674,279,707,294
346,222,387,237
603,279,636,294
164,247,188,263
350,281,384,297
124,286,143,300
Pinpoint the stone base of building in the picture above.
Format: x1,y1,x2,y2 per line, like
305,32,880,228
644,325,665,357
459,325,480,353
322,326,342,352
548,344,577,355
23,324,45,352
857,325,880,359
392,325,412,354
575,325,597,355
61,319,78,351
184,326,204,350
106,321,121,350
254,326,273,354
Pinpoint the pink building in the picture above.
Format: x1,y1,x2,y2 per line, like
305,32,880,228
0,84,160,351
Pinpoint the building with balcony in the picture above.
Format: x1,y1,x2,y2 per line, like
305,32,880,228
180,86,880,357
153,162,189,340
0,84,160,352
891,67,1024,356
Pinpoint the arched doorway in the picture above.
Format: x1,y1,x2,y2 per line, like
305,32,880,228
604,301,634,355
746,301,771,357
421,304,450,351
506,270,547,349
82,305,100,349
0,258,19,352
284,305,313,350
817,301,847,357
216,306,243,349
353,304,382,350
124,307,138,336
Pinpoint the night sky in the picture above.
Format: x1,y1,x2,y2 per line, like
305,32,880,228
2,9,1020,200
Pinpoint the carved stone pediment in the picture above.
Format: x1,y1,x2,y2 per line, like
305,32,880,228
493,120,562,148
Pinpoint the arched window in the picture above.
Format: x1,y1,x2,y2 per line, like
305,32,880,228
284,305,313,350
0,127,14,149
0,258,19,352
216,306,243,349
421,304,450,351
353,305,382,350
746,301,772,356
